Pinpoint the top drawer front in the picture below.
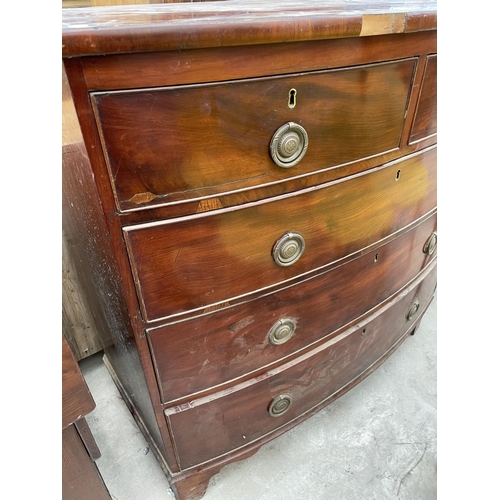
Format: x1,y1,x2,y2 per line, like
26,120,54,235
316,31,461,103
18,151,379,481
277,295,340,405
124,147,436,322
92,59,416,212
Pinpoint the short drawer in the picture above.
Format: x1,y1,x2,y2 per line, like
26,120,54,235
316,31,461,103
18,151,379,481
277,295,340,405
124,147,436,322
92,58,416,211
165,262,437,470
149,212,437,403
409,54,437,144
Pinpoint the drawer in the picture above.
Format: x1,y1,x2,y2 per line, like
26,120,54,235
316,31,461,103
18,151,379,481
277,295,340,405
92,58,416,212
165,261,437,470
148,212,437,403
409,54,437,144
124,147,436,322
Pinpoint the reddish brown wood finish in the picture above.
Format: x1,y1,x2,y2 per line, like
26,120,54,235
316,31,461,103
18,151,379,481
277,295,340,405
62,1,437,57
80,31,436,92
62,3,437,496
166,262,436,469
62,335,95,428
148,212,436,403
63,62,179,471
410,54,437,144
124,147,436,321
92,59,415,211
62,424,111,500
62,336,110,499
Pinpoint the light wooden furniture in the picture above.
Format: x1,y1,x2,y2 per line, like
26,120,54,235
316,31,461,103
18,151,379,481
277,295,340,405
62,2,437,499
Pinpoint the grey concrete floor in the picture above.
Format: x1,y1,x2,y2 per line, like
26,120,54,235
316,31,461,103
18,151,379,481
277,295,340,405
80,296,437,500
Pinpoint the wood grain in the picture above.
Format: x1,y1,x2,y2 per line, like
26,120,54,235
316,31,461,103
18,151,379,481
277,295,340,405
166,262,436,469
92,59,415,211
62,424,111,500
62,335,95,429
62,0,437,57
80,30,436,92
410,54,437,144
63,61,180,471
63,231,102,361
124,147,437,321
148,212,437,403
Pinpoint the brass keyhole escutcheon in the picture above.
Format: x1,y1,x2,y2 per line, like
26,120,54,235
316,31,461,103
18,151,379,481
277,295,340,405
288,88,297,109
407,299,420,321
270,122,308,168
268,318,297,345
423,232,437,255
269,394,293,417
272,232,305,267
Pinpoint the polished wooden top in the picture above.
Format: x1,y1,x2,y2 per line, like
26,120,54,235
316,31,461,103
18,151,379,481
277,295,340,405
62,0,437,57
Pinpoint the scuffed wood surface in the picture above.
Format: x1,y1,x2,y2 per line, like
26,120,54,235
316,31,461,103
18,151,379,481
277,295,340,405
63,231,102,361
62,0,437,57
62,335,96,428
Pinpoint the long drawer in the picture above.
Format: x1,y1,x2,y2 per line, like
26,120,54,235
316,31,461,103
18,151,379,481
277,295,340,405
165,261,437,470
148,212,437,403
124,147,436,322
92,58,416,211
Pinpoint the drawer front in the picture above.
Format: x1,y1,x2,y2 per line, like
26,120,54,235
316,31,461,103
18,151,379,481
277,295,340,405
409,54,437,144
166,262,437,470
149,212,437,403
92,59,416,211
124,147,436,322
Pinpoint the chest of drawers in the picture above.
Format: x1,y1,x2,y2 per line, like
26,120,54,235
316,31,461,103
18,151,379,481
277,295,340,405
62,2,437,499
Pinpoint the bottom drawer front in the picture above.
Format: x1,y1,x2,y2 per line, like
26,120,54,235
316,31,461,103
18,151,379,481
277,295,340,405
166,262,436,470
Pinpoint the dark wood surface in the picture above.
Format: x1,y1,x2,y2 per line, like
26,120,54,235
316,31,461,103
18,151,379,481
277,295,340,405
63,61,180,471
124,147,436,321
62,424,111,500
148,212,436,404
66,29,436,227
62,0,437,57
93,59,415,211
62,2,437,495
166,261,436,469
410,54,437,144
62,335,95,429
80,31,436,93
62,336,110,500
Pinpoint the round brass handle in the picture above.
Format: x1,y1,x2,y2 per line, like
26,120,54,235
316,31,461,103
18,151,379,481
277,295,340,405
268,318,296,346
269,394,293,417
423,232,437,255
272,232,305,267
270,122,309,168
407,299,420,321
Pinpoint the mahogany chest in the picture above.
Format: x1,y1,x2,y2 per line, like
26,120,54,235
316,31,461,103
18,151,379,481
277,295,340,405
62,2,437,499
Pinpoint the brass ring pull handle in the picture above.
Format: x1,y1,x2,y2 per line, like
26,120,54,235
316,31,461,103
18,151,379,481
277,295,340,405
270,122,309,168
423,232,437,255
407,299,420,321
268,318,297,345
272,232,305,267
269,394,293,417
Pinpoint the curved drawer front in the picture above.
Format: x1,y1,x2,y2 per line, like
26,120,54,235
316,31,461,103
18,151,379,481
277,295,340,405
166,262,437,470
149,212,437,403
409,54,437,144
92,58,416,211
124,147,436,322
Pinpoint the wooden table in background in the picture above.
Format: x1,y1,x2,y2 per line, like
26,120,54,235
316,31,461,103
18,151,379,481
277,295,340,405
62,336,110,500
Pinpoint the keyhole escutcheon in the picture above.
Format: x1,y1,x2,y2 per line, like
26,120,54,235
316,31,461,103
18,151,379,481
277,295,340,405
288,89,297,109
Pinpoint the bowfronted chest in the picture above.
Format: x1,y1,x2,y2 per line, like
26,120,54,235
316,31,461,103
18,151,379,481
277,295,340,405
62,2,437,499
